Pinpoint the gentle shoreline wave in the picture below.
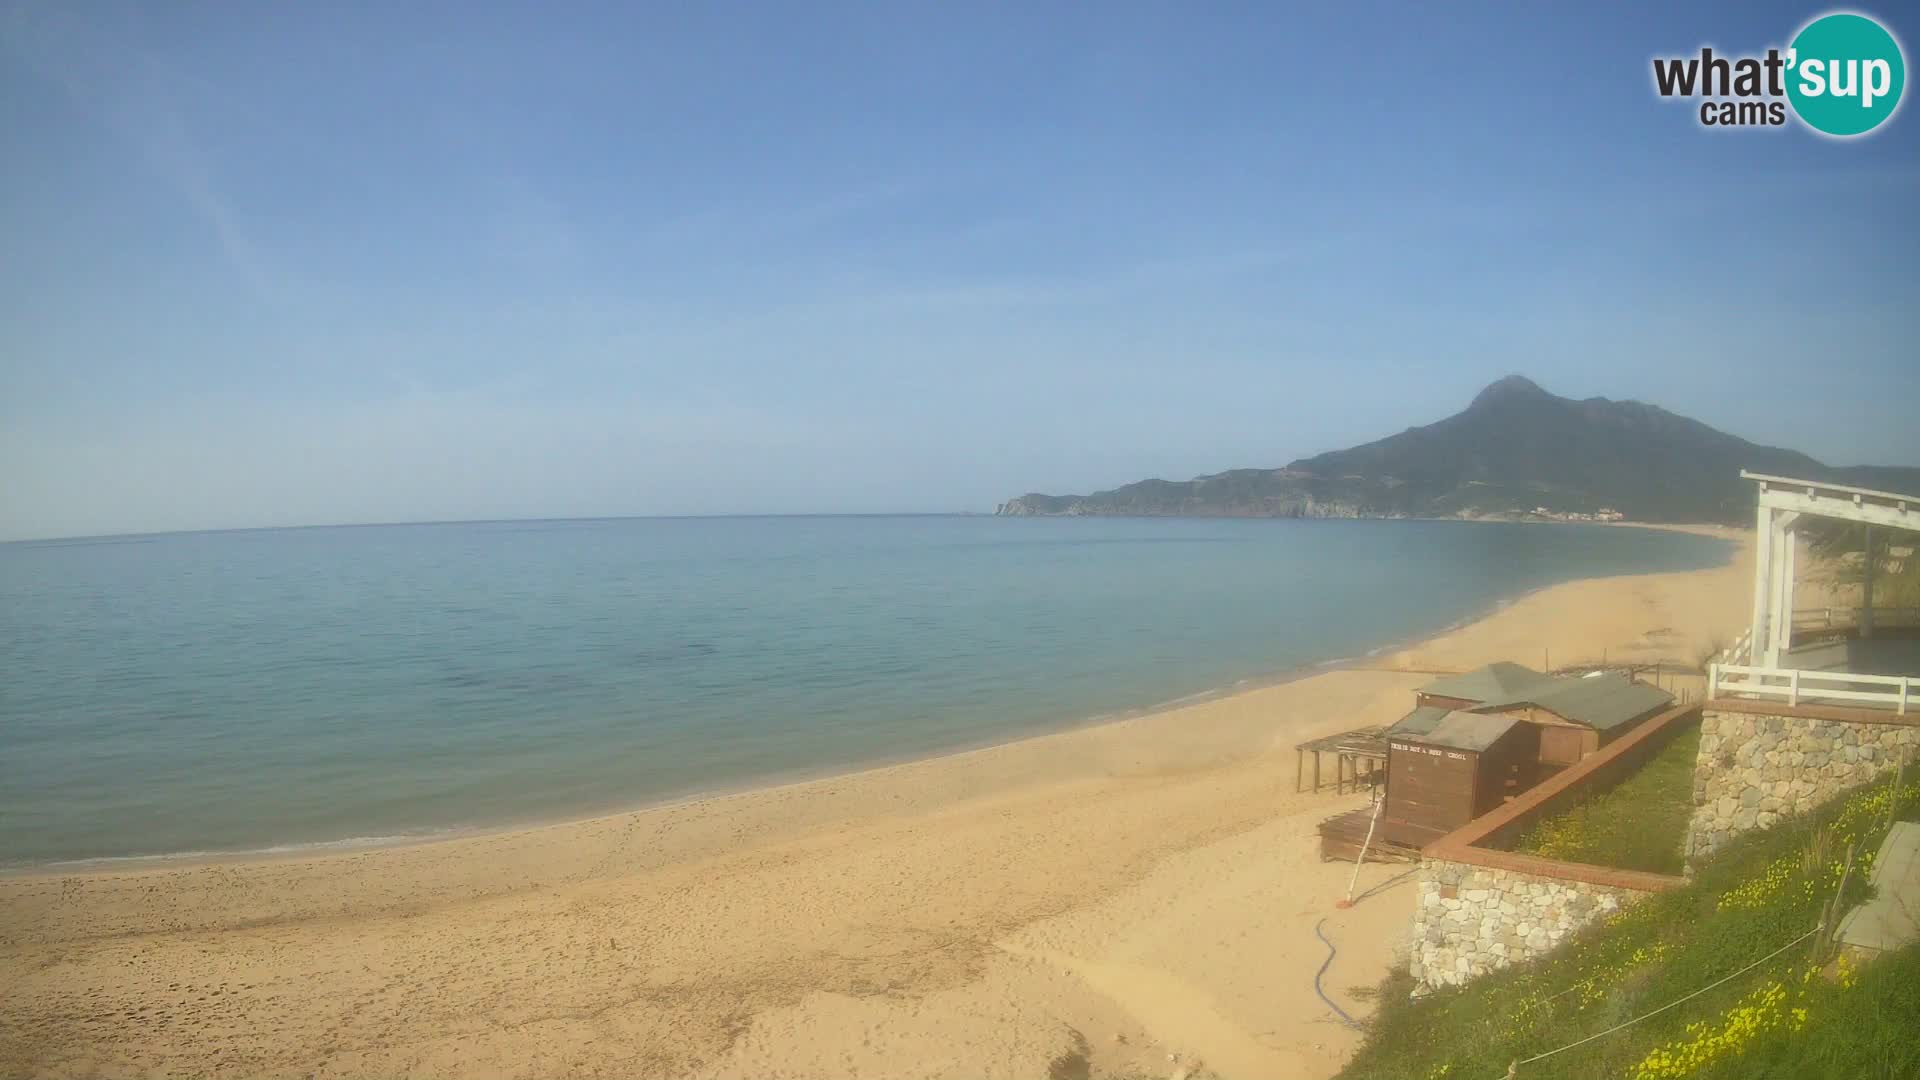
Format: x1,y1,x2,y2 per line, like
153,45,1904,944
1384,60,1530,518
0,517,1731,870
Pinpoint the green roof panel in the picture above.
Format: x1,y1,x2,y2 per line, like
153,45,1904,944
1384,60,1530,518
1417,661,1557,704
1388,704,1451,737
1515,674,1675,731
1417,663,1675,731
1399,710,1523,753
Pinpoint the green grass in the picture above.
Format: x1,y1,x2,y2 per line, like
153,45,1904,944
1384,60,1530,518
1339,772,1920,1080
1509,726,1701,875
1721,943,1920,1080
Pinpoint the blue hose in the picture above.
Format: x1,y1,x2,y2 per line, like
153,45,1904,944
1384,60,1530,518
1314,917,1366,1032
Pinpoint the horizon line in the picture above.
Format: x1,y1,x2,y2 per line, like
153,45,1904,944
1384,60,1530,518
0,511,1007,547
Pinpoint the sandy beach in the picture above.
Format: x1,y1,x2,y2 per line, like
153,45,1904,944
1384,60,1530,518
0,525,1751,1080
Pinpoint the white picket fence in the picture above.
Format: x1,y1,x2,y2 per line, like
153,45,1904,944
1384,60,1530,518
1708,662,1914,715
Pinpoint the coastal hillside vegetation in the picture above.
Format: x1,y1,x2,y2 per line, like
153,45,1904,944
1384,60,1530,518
1000,376,1920,524
1510,726,1700,876
1339,772,1920,1080
1806,522,1920,609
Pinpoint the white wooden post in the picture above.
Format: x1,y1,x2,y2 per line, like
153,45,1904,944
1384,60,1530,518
1767,519,1785,666
1787,526,1800,647
1861,525,1875,640
1789,669,1801,706
1775,522,1798,657
1751,498,1774,668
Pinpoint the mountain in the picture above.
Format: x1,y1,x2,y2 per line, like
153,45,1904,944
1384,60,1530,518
997,376,1920,524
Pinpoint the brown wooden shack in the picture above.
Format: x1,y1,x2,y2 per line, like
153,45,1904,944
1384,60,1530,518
1481,675,1674,767
1380,709,1540,849
1412,663,1672,769
1317,663,1675,859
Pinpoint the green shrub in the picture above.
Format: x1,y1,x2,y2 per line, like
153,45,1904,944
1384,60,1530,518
1341,774,1920,1080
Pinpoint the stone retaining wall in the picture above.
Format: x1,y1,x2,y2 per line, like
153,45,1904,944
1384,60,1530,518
1411,860,1641,991
1406,703,1695,992
1687,701,1920,862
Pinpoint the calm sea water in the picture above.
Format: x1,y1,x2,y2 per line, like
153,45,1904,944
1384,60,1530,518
0,516,1727,867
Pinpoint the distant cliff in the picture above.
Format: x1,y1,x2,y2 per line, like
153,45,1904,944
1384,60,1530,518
998,376,1920,524
998,484,1382,520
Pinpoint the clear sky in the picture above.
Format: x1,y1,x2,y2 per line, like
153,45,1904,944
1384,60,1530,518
2,2,1916,540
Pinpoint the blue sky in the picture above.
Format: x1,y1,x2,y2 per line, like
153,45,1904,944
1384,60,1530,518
2,2,1916,539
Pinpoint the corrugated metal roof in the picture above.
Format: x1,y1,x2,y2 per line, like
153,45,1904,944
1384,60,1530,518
1417,662,1557,703
1418,662,1675,731
1388,704,1451,737
1513,675,1674,731
1396,710,1522,753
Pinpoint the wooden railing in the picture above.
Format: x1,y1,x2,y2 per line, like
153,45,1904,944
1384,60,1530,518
1790,606,1920,634
1709,663,1914,715
1422,702,1700,891
1718,628,1753,666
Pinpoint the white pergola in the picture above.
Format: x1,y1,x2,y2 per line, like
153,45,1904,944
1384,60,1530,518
1746,470,1916,668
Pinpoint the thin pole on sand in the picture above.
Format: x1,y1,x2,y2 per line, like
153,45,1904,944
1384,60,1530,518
1337,796,1384,909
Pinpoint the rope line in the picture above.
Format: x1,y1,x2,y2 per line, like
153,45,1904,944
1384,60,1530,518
1486,925,1820,1076
1353,864,1419,904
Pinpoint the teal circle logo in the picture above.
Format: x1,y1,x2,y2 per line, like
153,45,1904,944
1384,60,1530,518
1787,12,1906,136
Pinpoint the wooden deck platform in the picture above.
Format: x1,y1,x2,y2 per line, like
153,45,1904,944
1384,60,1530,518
1317,805,1422,863
1295,726,1389,794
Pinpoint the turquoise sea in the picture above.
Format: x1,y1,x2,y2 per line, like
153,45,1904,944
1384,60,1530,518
0,516,1728,867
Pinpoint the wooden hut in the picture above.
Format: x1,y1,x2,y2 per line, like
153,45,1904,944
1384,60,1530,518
1413,664,1672,768
1316,663,1675,859
1479,674,1674,767
1379,710,1541,849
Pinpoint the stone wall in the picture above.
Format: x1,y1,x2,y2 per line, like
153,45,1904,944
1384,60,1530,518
1410,860,1641,991
1687,703,1920,862
1406,703,1694,992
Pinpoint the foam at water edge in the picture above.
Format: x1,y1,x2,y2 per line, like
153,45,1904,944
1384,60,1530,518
20,828,464,871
